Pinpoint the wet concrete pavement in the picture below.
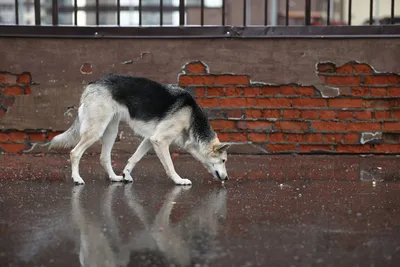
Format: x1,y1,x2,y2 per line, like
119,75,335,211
0,154,400,266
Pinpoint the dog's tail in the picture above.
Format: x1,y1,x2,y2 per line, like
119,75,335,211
48,116,81,150
23,116,81,153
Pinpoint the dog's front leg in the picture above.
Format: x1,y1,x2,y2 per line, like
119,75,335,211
150,138,192,185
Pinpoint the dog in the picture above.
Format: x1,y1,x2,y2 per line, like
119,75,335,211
45,74,230,185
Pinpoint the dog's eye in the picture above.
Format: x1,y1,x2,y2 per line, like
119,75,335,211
222,159,226,163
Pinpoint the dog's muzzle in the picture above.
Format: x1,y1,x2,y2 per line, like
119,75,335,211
215,171,228,181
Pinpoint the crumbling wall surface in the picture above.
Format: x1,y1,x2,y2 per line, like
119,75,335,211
1,38,400,154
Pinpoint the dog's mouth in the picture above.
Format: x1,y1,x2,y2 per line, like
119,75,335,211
215,171,222,180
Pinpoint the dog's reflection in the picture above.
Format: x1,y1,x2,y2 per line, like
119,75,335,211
71,184,227,267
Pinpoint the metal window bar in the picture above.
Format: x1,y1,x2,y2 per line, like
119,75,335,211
160,0,163,26
201,0,204,26
139,0,142,26
369,0,373,25
348,0,352,25
14,0,19,25
305,0,311,25
117,0,120,26
285,0,289,25
264,0,268,25
96,0,99,25
391,0,395,24
222,0,225,26
243,0,247,26
179,0,184,26
52,0,58,25
74,0,78,25
34,0,41,25
327,0,330,25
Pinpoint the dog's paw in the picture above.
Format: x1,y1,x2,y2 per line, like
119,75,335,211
174,178,192,186
110,175,124,182
122,173,133,183
73,177,85,185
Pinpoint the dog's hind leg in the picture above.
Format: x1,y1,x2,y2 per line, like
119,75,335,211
122,138,152,182
100,117,123,182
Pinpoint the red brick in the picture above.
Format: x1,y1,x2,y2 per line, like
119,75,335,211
301,110,319,119
227,109,243,119
374,111,392,120
346,123,381,131
286,134,303,142
336,63,354,74
269,133,285,142
393,111,400,119
325,134,342,143
299,145,333,152
0,143,25,153
343,133,360,143
225,87,243,96
304,133,323,143
230,132,248,142
355,111,372,120
211,120,236,130
261,86,279,95
0,132,9,142
0,73,16,84
249,133,267,142
179,75,214,86
352,87,369,96
263,109,281,118
326,76,361,85
319,110,336,120
374,144,400,153
266,144,296,153
207,87,224,96
47,131,63,140
292,98,326,107
246,109,262,118
214,75,249,85
244,87,260,96
243,121,273,130
364,99,399,109
388,87,400,96
370,87,387,96
336,111,354,120
383,122,400,131
217,132,230,142
328,99,363,108
364,75,400,85
275,121,309,131
312,121,346,132
195,88,205,97
4,86,23,96
197,98,219,107
220,98,246,108
280,86,296,95
28,132,47,142
317,62,336,73
246,98,257,106
0,96,15,109
9,132,26,141
337,145,372,153
24,86,31,95
256,98,291,107
354,63,374,74
17,72,31,84
297,86,315,96
282,110,300,119
185,62,207,74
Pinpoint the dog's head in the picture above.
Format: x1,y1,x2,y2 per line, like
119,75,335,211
202,139,230,181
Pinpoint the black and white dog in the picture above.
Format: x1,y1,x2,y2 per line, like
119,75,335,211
48,74,230,185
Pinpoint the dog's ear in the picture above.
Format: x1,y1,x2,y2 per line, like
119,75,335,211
215,143,231,153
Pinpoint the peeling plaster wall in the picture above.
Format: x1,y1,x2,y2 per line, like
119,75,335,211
1,38,400,154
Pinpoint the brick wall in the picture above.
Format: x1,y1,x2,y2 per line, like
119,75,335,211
1,61,400,154
178,61,400,154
